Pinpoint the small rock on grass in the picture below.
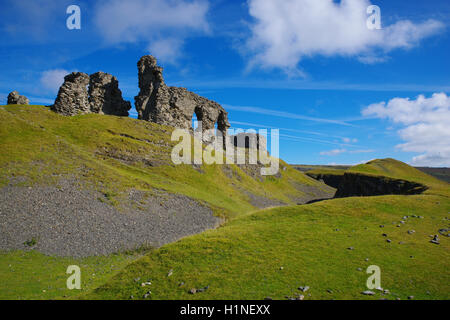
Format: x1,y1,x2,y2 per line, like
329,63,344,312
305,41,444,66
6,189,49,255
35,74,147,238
430,235,440,244
298,286,309,292
189,285,209,294
361,290,375,296
197,285,209,293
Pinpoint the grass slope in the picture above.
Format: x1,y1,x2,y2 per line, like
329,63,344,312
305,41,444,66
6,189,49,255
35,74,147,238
0,105,328,218
83,160,449,300
349,158,448,195
0,104,330,299
84,195,449,300
0,249,151,300
1,106,448,300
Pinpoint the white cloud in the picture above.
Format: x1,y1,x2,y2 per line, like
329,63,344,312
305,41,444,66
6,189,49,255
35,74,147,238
148,38,184,64
246,0,444,71
320,148,374,156
0,0,69,41
342,137,358,143
40,69,69,93
363,93,450,167
94,0,209,63
320,149,347,156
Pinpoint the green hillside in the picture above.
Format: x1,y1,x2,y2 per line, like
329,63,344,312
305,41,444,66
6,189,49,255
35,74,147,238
349,158,448,196
305,158,449,197
0,104,332,299
0,105,448,300
84,194,449,300
0,105,330,218
83,162,449,300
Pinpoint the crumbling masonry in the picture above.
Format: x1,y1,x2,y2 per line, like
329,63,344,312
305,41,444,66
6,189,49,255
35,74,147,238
52,72,130,116
134,55,230,136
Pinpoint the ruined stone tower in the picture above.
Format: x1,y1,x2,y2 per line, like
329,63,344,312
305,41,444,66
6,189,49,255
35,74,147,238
134,55,230,137
52,71,131,116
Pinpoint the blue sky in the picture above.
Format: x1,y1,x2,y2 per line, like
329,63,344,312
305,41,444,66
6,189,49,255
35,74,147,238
0,0,449,166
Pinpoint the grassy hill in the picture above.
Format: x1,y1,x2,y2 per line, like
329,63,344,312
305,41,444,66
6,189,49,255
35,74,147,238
349,158,445,190
0,104,333,299
0,105,331,217
0,105,448,300
82,156,449,300
305,158,448,197
84,194,449,300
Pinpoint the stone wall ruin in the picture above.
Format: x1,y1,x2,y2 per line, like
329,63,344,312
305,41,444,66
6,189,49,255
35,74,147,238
134,55,230,137
52,71,131,116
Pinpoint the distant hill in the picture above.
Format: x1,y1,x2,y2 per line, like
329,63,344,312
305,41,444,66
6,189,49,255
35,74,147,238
415,167,450,183
293,163,450,184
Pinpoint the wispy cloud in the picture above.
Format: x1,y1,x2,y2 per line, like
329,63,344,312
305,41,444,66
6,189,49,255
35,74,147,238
94,0,210,63
229,120,361,147
179,78,450,93
40,69,69,94
225,104,353,126
320,149,347,156
231,120,348,139
320,148,375,156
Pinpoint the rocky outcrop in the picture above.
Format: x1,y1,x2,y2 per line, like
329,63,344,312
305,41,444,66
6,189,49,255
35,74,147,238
334,173,428,198
306,172,342,189
52,72,90,116
7,91,29,105
89,72,131,116
52,72,130,116
135,55,230,136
